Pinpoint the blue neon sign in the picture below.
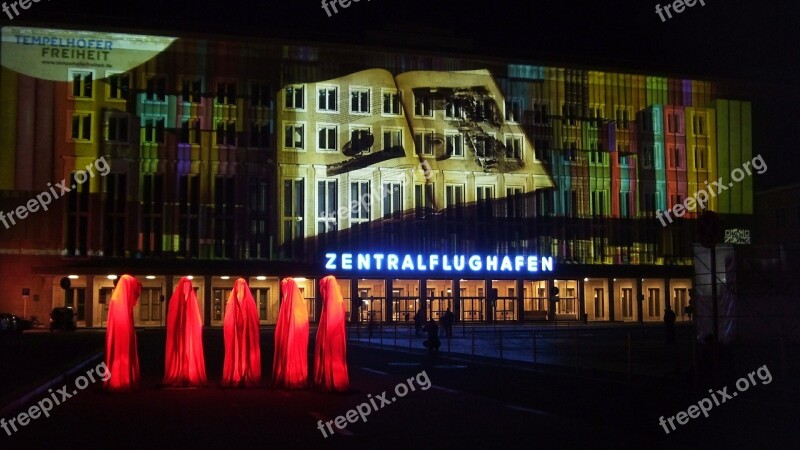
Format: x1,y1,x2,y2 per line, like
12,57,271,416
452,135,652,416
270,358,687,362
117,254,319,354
324,253,554,273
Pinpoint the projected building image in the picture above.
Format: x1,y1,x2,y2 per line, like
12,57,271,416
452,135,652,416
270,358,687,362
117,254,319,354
0,26,753,327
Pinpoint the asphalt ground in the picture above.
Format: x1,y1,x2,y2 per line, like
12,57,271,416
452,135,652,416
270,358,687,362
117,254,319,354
1,327,798,449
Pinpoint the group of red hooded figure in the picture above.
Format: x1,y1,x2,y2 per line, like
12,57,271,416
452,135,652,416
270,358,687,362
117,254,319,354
103,275,349,393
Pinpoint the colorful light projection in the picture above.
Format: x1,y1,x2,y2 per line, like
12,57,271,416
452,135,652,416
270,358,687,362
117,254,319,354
314,276,349,392
222,278,261,387
163,277,207,387
104,275,142,392
272,278,310,389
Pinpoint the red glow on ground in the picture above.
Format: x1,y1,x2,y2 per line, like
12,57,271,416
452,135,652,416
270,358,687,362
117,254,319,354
314,276,350,392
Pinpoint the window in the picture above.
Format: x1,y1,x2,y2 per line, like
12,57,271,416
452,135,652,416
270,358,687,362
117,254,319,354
445,100,464,120
621,288,633,318
70,112,92,141
213,176,235,258
103,174,127,257
382,90,402,115
69,70,93,99
283,179,305,242
667,112,683,134
505,98,522,122
65,288,86,322
382,182,403,217
693,113,706,135
138,288,163,322
250,121,271,148
594,288,605,317
414,130,435,156
615,108,629,130
618,154,632,166
317,179,338,233
141,174,164,256
106,114,129,143
180,118,202,145
563,141,578,162
216,120,236,146
318,86,338,112
642,145,654,168
589,141,605,164
140,117,164,143
251,82,271,107
445,184,464,218
317,124,337,152
248,178,269,258
591,191,607,217
350,127,372,153
178,175,200,257
350,87,370,114
65,172,89,256
107,72,130,100
181,78,202,103
648,288,661,317
445,132,464,157
695,146,707,170
145,75,167,102
668,145,684,169
590,107,604,128
477,186,494,216
284,84,305,110
562,104,577,126
216,81,237,105
414,95,433,117
619,191,633,218
640,110,653,132
532,103,549,124
350,181,371,223
505,135,523,159
534,138,550,160
414,183,435,214
284,123,305,150
383,128,403,149
506,186,524,218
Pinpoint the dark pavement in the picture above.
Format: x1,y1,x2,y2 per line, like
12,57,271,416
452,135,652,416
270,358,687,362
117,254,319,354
1,327,798,449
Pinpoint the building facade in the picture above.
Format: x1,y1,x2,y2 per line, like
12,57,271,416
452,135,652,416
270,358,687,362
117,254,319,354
0,25,754,327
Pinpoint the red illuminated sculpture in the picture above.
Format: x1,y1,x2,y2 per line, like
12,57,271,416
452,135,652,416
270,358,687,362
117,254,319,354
314,276,350,391
163,277,207,387
222,278,261,387
272,278,309,388
104,275,142,392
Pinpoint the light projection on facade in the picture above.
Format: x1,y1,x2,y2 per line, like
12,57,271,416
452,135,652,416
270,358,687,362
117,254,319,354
163,277,207,387
314,276,349,392
272,278,310,389
0,27,176,82
222,278,261,387
104,274,142,392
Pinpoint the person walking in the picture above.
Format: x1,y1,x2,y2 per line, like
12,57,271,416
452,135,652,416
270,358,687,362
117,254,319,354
423,318,440,354
441,308,454,338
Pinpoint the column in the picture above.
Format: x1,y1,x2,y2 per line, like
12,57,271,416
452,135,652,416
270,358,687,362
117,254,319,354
607,277,615,322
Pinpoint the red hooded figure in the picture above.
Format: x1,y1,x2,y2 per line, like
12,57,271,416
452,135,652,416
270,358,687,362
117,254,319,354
104,275,142,392
164,277,207,387
272,278,309,389
314,276,349,391
222,278,261,387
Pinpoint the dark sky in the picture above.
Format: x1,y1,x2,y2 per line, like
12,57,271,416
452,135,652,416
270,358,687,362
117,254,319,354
15,0,800,188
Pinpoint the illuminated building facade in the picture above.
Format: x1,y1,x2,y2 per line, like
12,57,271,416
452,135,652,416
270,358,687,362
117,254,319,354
0,26,753,327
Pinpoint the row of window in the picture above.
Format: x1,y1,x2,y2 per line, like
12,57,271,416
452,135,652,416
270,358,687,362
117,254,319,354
68,69,273,107
285,84,402,116
69,111,271,147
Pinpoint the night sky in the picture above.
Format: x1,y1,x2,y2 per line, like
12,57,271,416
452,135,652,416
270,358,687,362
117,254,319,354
15,0,800,188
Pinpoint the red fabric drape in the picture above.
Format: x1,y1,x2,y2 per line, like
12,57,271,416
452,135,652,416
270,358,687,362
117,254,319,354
222,278,261,387
272,278,309,389
314,276,349,392
104,275,142,392
164,277,207,387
